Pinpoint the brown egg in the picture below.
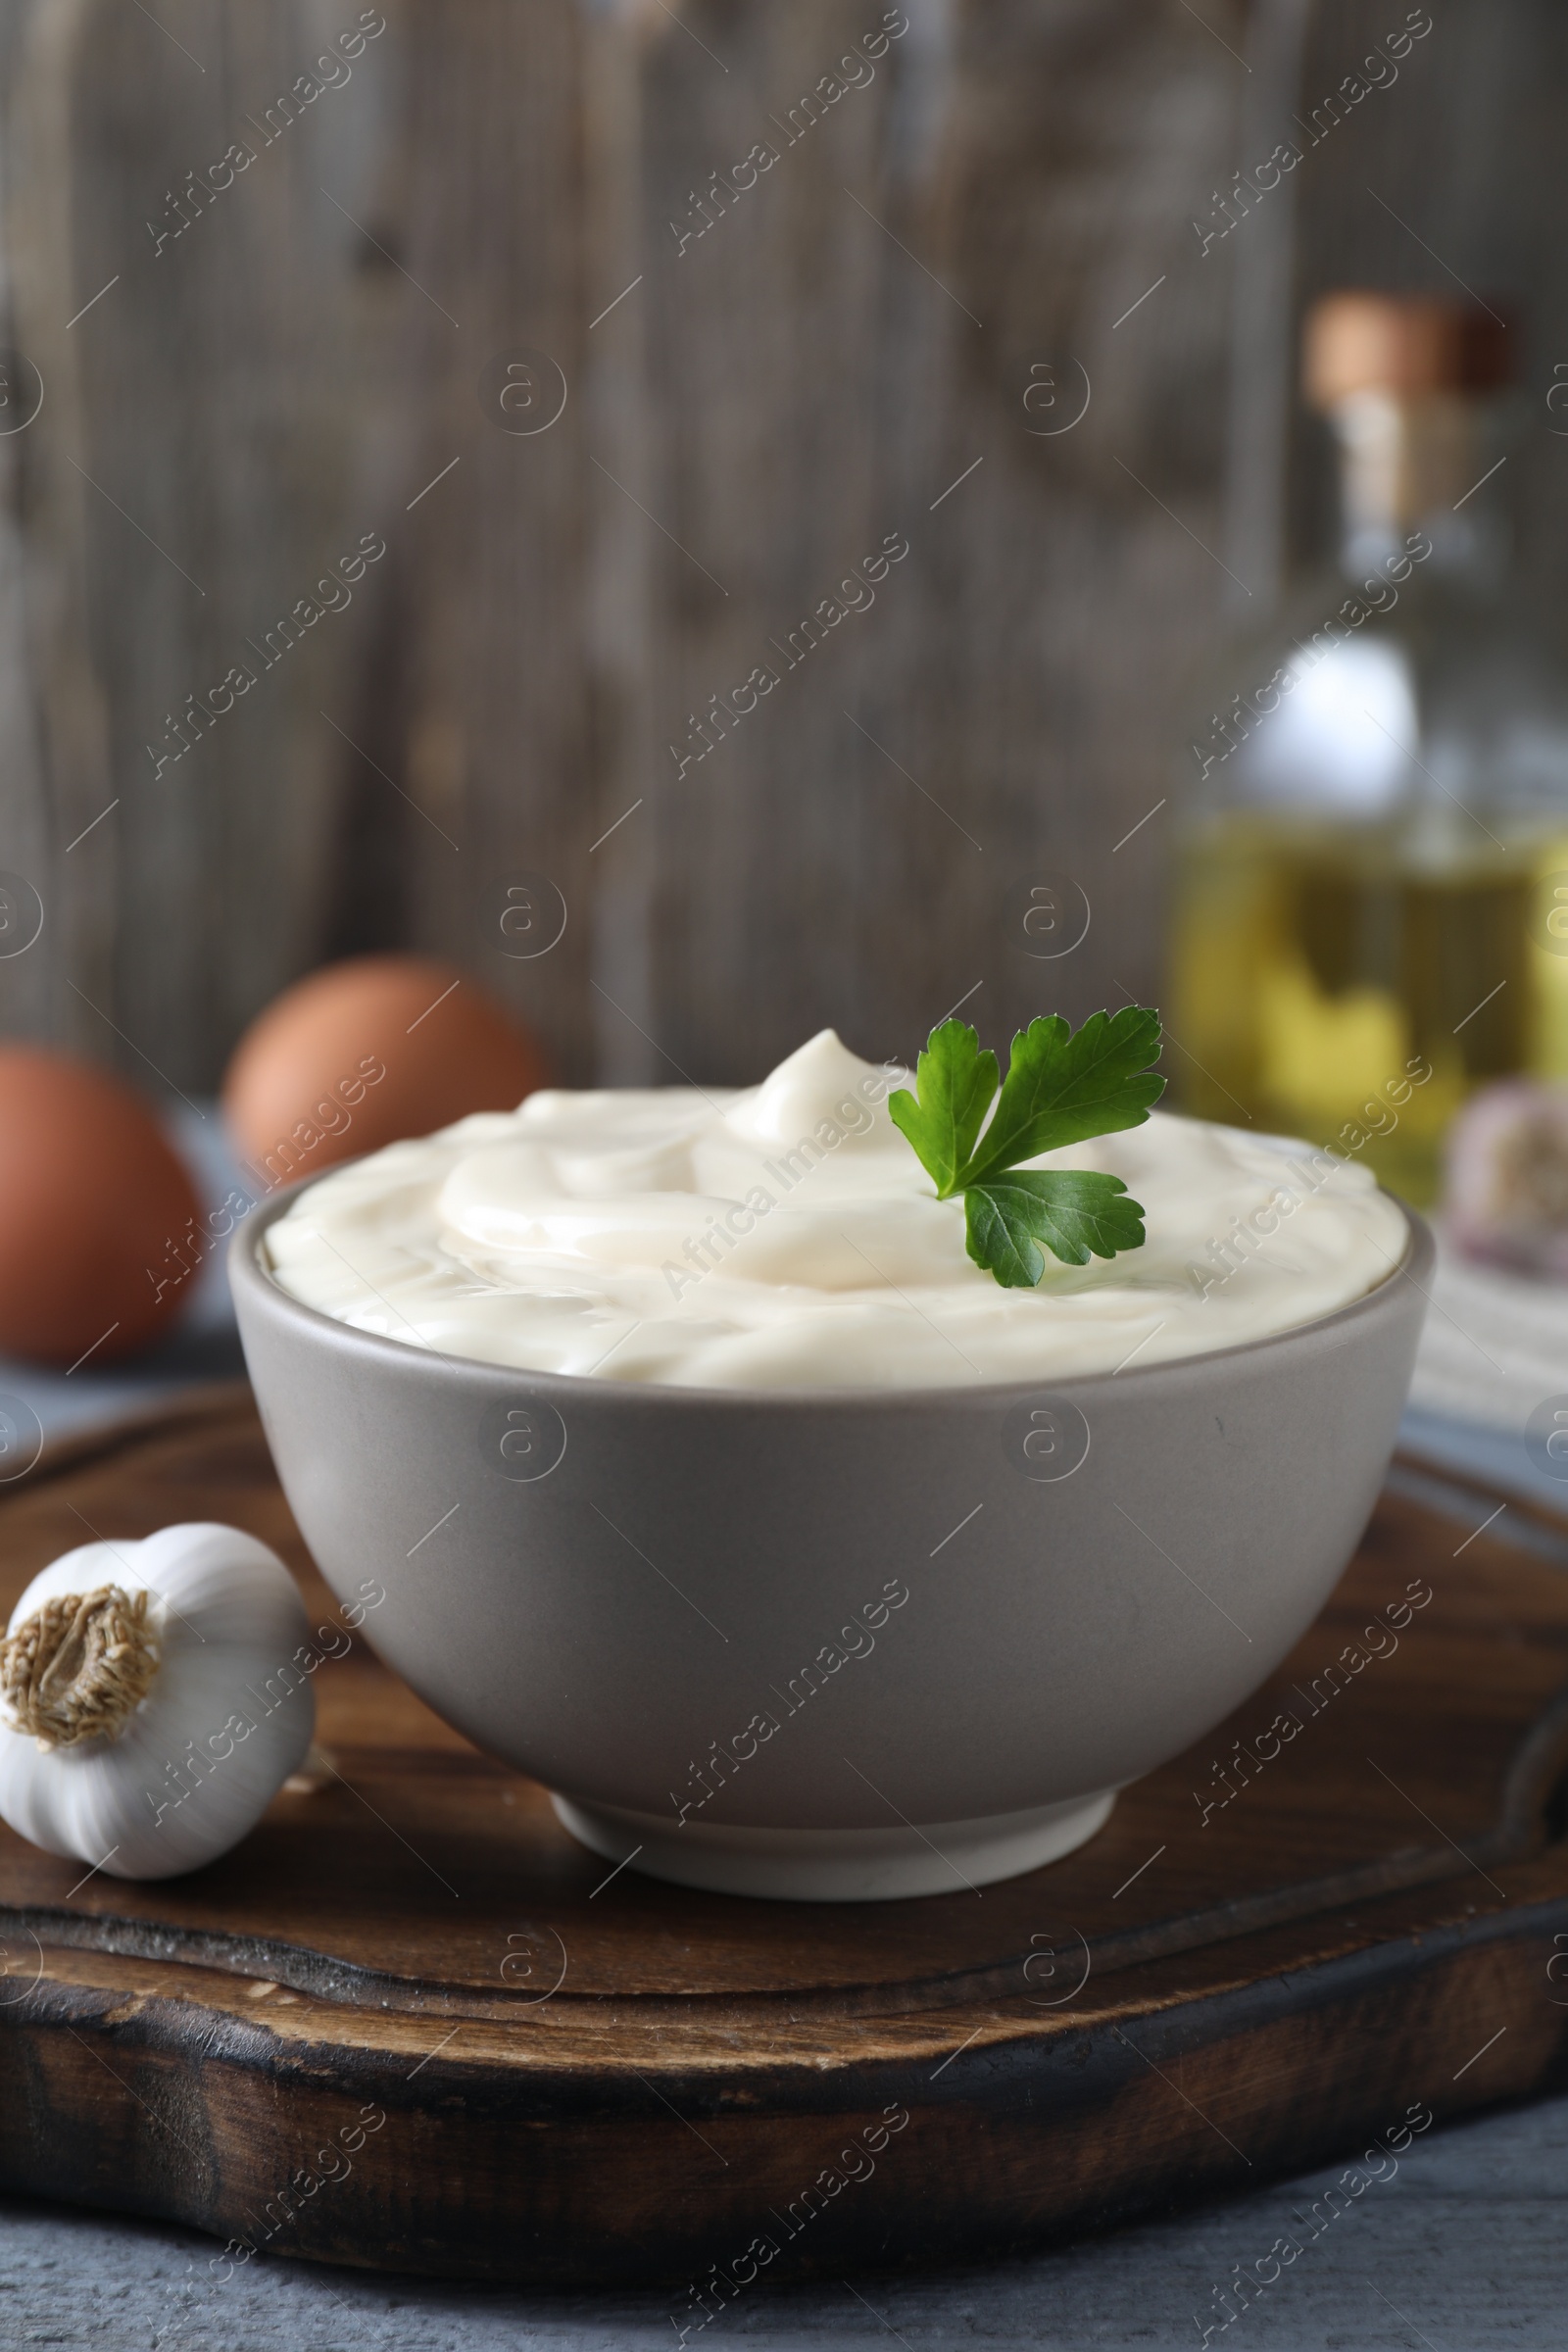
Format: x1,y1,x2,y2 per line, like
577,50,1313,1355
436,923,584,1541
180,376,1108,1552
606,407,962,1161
223,955,550,1190
0,1049,202,1367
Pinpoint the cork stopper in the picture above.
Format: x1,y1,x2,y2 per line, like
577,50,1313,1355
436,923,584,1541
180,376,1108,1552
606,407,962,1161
1303,293,1512,409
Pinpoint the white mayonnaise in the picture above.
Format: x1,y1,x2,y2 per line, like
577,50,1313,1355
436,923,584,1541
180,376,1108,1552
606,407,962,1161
263,1029,1408,1390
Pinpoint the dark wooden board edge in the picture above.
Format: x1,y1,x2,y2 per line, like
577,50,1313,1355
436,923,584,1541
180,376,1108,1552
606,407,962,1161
3,1865,1566,2284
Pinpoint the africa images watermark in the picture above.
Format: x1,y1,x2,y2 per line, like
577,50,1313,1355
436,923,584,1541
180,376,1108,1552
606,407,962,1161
151,2101,389,2347
670,1574,910,1828
144,532,387,780
1191,9,1434,258
142,1578,386,1838
145,1051,388,1313
670,2103,911,2343
1185,1056,1435,1302
660,1059,906,1300
1192,2101,1435,2343
667,8,910,259
667,532,910,781
1192,1576,1434,1827
1191,532,1433,781
144,10,388,257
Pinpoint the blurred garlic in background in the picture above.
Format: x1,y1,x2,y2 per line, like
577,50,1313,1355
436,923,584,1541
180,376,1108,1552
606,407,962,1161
1444,1079,1568,1278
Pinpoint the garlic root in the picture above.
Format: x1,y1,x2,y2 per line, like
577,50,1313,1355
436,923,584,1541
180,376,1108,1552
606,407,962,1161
1,1586,160,1749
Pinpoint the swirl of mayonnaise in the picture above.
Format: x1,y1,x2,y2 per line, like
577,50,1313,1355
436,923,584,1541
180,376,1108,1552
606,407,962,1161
263,1029,1407,1390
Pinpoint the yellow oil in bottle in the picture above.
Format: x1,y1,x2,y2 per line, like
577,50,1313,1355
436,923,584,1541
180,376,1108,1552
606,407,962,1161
1168,815,1568,1203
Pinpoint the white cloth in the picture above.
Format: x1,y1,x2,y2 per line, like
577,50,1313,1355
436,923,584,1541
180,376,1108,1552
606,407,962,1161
1408,1225,1568,1432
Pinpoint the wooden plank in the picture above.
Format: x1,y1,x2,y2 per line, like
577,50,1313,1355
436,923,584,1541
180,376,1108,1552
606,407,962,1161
1,0,1250,1086
3,0,403,1079
5,0,1568,1095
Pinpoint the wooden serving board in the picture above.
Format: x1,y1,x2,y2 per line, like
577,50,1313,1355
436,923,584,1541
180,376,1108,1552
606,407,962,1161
0,1389,1566,2286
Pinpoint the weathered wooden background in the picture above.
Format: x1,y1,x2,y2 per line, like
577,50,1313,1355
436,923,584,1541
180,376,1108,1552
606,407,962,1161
0,0,1564,1094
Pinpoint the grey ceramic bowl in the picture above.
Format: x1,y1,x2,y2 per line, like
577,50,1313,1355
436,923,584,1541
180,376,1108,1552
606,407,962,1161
231,1191,1430,1901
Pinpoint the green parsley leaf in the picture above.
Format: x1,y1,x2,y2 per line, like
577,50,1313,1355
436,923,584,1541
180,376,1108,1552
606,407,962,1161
886,1018,999,1198
888,1004,1164,1287
963,1171,1146,1288
962,1006,1165,1185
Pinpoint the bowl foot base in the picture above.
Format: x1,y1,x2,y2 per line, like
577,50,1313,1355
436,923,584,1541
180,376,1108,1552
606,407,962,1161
549,1788,1116,1902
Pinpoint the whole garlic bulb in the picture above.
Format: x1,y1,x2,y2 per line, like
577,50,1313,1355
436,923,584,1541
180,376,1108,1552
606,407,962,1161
0,1523,315,1880
1445,1078,1568,1277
